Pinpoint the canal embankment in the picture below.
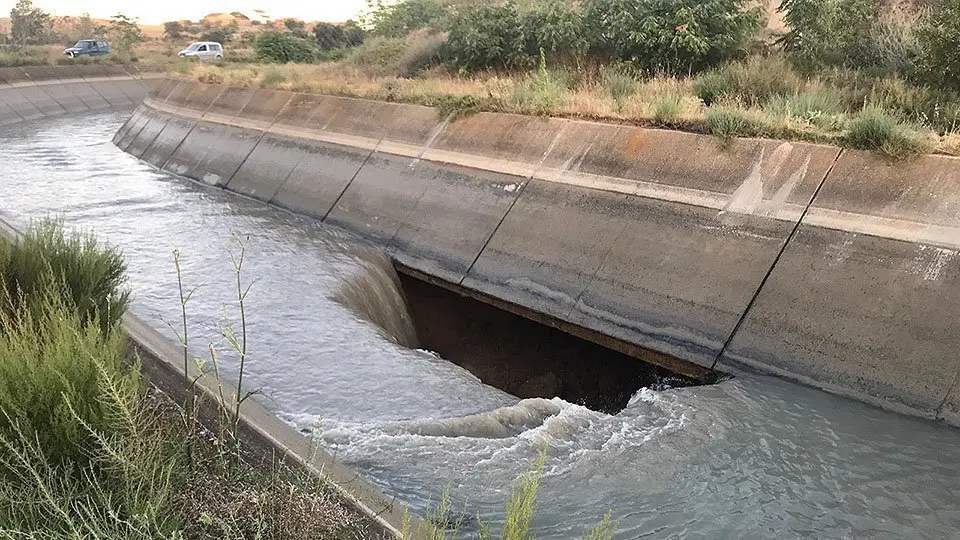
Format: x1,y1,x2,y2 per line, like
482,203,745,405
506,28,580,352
118,79,960,426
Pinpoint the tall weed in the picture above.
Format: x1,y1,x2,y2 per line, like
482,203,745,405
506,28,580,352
847,105,932,159
0,219,129,334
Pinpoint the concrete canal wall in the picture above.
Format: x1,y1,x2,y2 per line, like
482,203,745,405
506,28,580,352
0,64,160,124
119,79,960,426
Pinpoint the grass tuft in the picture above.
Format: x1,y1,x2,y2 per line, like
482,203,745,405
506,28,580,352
846,105,932,160
653,95,683,126
706,106,774,143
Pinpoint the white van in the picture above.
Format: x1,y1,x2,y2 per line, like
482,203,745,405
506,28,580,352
178,42,224,60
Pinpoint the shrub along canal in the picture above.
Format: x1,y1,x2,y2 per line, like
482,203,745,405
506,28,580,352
3,110,960,538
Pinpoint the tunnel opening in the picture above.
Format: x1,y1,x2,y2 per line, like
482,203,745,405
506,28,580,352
395,267,716,414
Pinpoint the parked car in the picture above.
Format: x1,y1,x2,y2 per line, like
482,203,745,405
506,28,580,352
63,39,111,58
178,42,224,60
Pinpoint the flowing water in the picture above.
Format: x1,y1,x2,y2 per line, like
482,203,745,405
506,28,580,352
3,112,960,539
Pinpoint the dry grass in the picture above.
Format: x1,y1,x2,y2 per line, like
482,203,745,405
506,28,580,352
171,59,953,157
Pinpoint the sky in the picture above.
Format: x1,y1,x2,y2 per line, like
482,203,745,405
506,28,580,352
0,0,369,24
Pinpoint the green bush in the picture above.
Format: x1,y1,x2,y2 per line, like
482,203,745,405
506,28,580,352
0,295,140,476
774,89,846,130
846,105,931,159
693,68,737,106
603,67,637,111
858,12,923,78
694,56,803,107
0,220,135,475
582,0,763,74
916,0,960,92
254,30,315,64
369,0,446,38
653,95,683,126
509,59,569,114
0,220,129,334
314,20,365,51
444,2,529,72
779,0,881,71
519,0,589,60
706,106,774,142
397,31,447,77
348,36,408,74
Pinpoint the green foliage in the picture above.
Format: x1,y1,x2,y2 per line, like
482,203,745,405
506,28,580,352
0,219,129,334
916,0,960,92
779,89,845,130
858,12,923,79
254,30,315,64
693,68,737,106
846,105,931,160
693,55,804,106
0,295,140,476
779,0,880,71
706,106,775,142
653,94,683,126
107,13,144,55
445,2,529,72
368,0,446,38
583,510,618,540
348,36,407,73
397,32,447,76
314,21,366,52
581,0,762,74
519,0,588,59
603,67,637,111
162,21,184,40
10,0,50,45
199,25,235,45
499,451,545,540
509,53,569,114
0,221,134,477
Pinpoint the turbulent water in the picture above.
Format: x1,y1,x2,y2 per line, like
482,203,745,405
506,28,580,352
4,111,960,539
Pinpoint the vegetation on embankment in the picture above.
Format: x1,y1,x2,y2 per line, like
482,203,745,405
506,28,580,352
170,0,960,160
0,219,619,539
0,220,382,539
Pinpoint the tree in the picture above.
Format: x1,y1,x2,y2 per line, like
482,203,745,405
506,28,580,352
10,0,50,45
582,0,763,74
199,22,236,44
314,22,346,50
343,20,366,47
254,30,315,63
368,0,445,37
519,0,588,60
778,0,880,71
108,13,143,55
163,21,185,40
283,19,305,32
916,0,960,91
444,2,529,71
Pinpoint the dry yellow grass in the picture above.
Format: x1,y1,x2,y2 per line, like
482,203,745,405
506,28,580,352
938,133,960,156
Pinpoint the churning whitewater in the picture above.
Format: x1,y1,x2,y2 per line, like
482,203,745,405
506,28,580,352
4,111,960,538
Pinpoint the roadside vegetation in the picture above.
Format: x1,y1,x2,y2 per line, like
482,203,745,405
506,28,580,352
183,0,960,160
0,219,617,539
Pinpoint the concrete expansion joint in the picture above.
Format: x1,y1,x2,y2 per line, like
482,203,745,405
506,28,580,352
710,147,844,373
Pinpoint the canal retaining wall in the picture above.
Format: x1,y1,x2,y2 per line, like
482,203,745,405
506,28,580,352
0,64,160,125
119,80,960,426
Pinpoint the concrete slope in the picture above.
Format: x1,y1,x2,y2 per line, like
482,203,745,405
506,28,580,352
121,80,960,425
0,65,159,126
